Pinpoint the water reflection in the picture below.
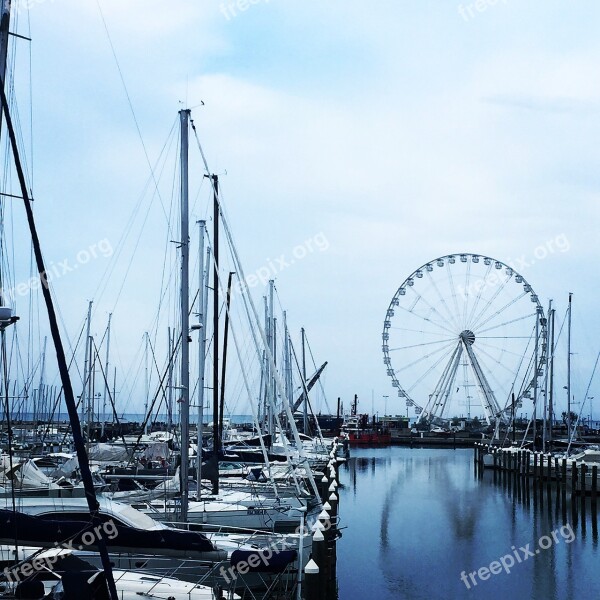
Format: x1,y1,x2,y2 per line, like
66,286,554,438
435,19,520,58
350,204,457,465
338,448,600,600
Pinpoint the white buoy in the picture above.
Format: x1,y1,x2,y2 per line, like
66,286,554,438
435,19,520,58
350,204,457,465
305,558,319,574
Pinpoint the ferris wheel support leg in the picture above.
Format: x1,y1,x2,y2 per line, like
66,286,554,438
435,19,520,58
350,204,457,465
423,343,461,422
437,345,464,420
463,342,502,425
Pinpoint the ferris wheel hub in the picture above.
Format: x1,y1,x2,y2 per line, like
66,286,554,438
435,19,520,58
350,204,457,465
460,330,476,345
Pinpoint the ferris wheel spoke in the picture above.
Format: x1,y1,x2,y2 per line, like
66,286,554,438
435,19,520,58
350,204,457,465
474,312,536,335
393,339,457,375
468,271,512,330
425,269,461,330
471,291,528,332
396,301,457,337
390,326,456,337
461,260,472,330
446,261,463,332
464,262,493,329
389,338,456,352
475,339,529,359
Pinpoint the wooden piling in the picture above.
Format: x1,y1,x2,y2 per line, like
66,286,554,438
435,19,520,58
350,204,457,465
592,465,598,510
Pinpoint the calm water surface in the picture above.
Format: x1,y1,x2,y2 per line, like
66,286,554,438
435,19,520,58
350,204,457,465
337,447,599,600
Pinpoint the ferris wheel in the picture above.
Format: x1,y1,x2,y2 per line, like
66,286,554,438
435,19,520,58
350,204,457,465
382,254,547,424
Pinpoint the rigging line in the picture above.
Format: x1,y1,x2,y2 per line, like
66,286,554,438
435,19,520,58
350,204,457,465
567,350,600,452
90,338,130,449
463,261,493,329
92,119,178,307
393,339,457,375
469,270,513,330
474,312,536,335
304,332,332,416
394,302,457,337
471,290,529,332
190,124,320,500
389,338,456,352
151,126,181,352
95,0,174,238
424,268,461,331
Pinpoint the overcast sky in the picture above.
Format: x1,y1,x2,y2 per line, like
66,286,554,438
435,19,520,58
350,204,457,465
6,0,600,420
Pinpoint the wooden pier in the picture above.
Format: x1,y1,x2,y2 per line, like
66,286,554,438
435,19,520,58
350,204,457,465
474,443,599,515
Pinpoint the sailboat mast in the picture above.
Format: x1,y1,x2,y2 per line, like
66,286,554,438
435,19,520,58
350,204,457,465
82,300,92,434
0,0,10,142
548,306,555,446
196,221,207,492
219,271,234,443
212,174,220,494
179,108,191,522
533,310,539,445
144,331,149,435
101,314,111,439
302,327,308,434
37,336,47,436
268,279,275,437
567,292,572,439
542,300,551,452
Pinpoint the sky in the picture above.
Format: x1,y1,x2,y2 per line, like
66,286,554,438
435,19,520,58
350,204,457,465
3,0,600,422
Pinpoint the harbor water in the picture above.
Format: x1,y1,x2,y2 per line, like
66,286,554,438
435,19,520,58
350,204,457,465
337,447,599,600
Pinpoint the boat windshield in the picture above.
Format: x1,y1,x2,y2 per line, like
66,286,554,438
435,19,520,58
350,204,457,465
107,501,166,530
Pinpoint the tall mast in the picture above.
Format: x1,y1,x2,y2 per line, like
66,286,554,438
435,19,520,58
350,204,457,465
144,331,149,435
212,174,220,494
533,309,539,446
0,0,10,143
268,280,275,437
166,327,173,433
82,301,93,433
301,327,308,434
36,336,47,439
548,306,555,447
101,314,111,439
567,292,573,439
542,300,551,452
219,272,234,443
179,109,191,522
196,220,207,493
